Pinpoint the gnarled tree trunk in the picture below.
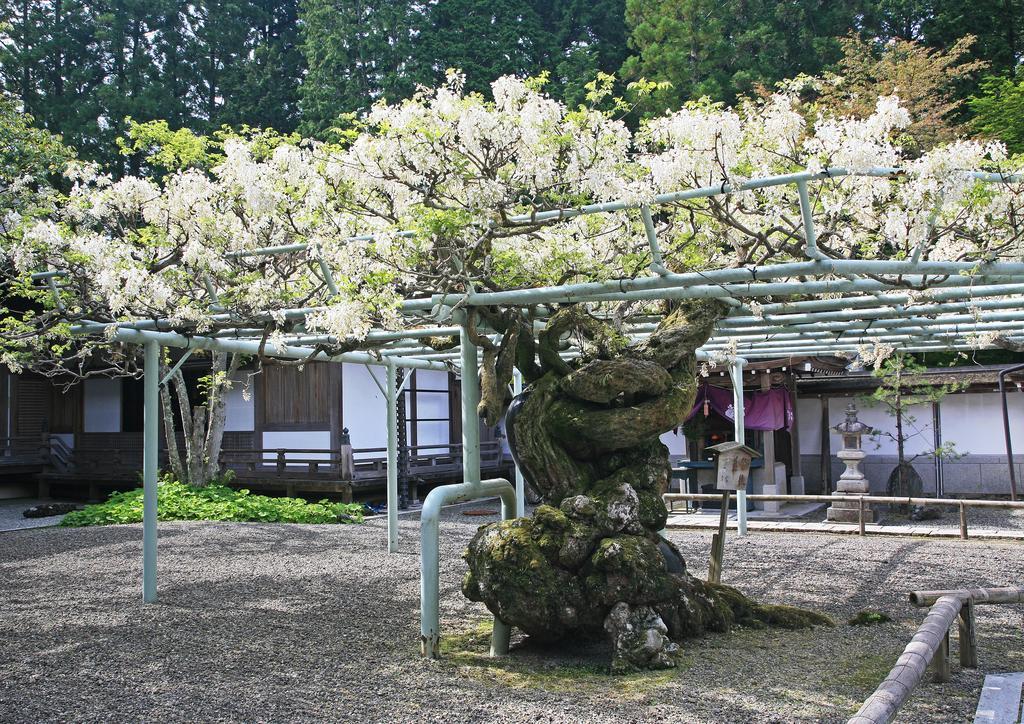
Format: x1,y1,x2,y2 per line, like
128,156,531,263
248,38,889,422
462,299,831,672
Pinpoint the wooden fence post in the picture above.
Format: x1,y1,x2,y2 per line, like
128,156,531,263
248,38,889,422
707,491,730,584
958,600,977,668
932,629,951,683
959,502,968,540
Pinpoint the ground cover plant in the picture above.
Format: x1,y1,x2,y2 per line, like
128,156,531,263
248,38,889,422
60,477,364,527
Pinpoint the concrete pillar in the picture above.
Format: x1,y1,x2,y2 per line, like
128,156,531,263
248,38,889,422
759,371,782,513
788,374,805,495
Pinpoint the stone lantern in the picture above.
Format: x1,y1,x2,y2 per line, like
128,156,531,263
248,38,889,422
826,403,877,523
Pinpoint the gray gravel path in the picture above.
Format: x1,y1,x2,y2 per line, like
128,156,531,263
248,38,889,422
0,498,71,532
877,505,1024,532
1,506,1022,723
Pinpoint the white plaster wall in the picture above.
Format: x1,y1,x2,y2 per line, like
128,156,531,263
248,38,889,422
661,428,687,458
342,363,388,449
797,397,823,454
262,430,331,463
83,378,121,433
416,421,449,447
828,394,933,456
941,391,1024,455
224,373,254,431
414,369,449,391
415,390,449,419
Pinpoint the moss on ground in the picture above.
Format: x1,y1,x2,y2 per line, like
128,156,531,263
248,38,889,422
849,610,893,626
437,619,682,699
435,616,916,715
844,653,897,689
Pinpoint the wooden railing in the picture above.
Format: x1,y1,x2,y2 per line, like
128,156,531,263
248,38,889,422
33,437,507,483
0,435,48,466
664,492,1024,538
849,586,1024,724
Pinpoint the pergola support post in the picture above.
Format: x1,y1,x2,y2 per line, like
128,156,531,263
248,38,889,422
420,314,516,659
386,360,399,553
729,359,748,536
512,367,526,518
142,340,159,603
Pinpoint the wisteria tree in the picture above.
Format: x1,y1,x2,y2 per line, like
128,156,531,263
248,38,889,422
3,73,1023,669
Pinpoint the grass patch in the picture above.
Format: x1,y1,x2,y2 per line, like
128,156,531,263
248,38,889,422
60,479,364,526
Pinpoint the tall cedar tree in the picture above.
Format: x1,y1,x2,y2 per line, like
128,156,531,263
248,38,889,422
298,0,420,135
297,0,628,134
0,0,303,169
620,0,870,111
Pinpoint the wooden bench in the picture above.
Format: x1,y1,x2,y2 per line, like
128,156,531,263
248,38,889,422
974,673,1024,724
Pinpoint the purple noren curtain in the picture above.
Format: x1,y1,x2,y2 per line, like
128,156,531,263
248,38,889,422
685,384,793,431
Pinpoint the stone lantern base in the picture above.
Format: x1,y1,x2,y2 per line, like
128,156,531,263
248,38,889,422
826,495,879,524
826,448,879,524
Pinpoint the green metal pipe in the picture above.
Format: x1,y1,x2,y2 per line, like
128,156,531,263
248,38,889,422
419,477,515,658
512,368,526,518
506,167,901,225
722,294,1024,328
428,268,1023,309
458,319,482,486
720,310,1024,336
89,327,449,371
796,180,826,260
142,340,159,603
728,359,748,536
640,205,667,274
386,360,399,553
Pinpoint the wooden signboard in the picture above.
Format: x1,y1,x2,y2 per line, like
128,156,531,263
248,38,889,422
706,441,760,491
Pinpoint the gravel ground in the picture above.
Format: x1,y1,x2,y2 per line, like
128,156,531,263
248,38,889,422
1,505,1022,723
0,498,71,532
874,505,1024,532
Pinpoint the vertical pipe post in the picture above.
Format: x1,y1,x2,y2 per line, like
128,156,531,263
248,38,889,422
142,340,159,603
456,318,511,654
459,320,482,486
386,360,399,553
512,368,526,518
998,363,1024,501
729,359,748,535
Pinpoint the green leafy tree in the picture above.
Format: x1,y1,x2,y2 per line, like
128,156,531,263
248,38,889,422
918,0,1024,77
0,92,74,220
815,35,987,153
969,75,1024,155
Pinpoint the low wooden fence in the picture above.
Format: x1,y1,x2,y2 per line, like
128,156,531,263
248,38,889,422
663,492,1024,538
848,586,1024,724
32,437,509,498
0,435,48,465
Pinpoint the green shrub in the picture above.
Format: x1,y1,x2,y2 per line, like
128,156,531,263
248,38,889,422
61,478,364,527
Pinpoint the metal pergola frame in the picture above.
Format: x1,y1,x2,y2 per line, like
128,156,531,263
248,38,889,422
28,165,1024,659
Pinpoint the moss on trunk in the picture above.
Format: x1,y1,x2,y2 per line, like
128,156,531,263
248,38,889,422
463,299,832,670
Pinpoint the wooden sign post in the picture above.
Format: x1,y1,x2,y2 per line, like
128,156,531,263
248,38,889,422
705,441,760,584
